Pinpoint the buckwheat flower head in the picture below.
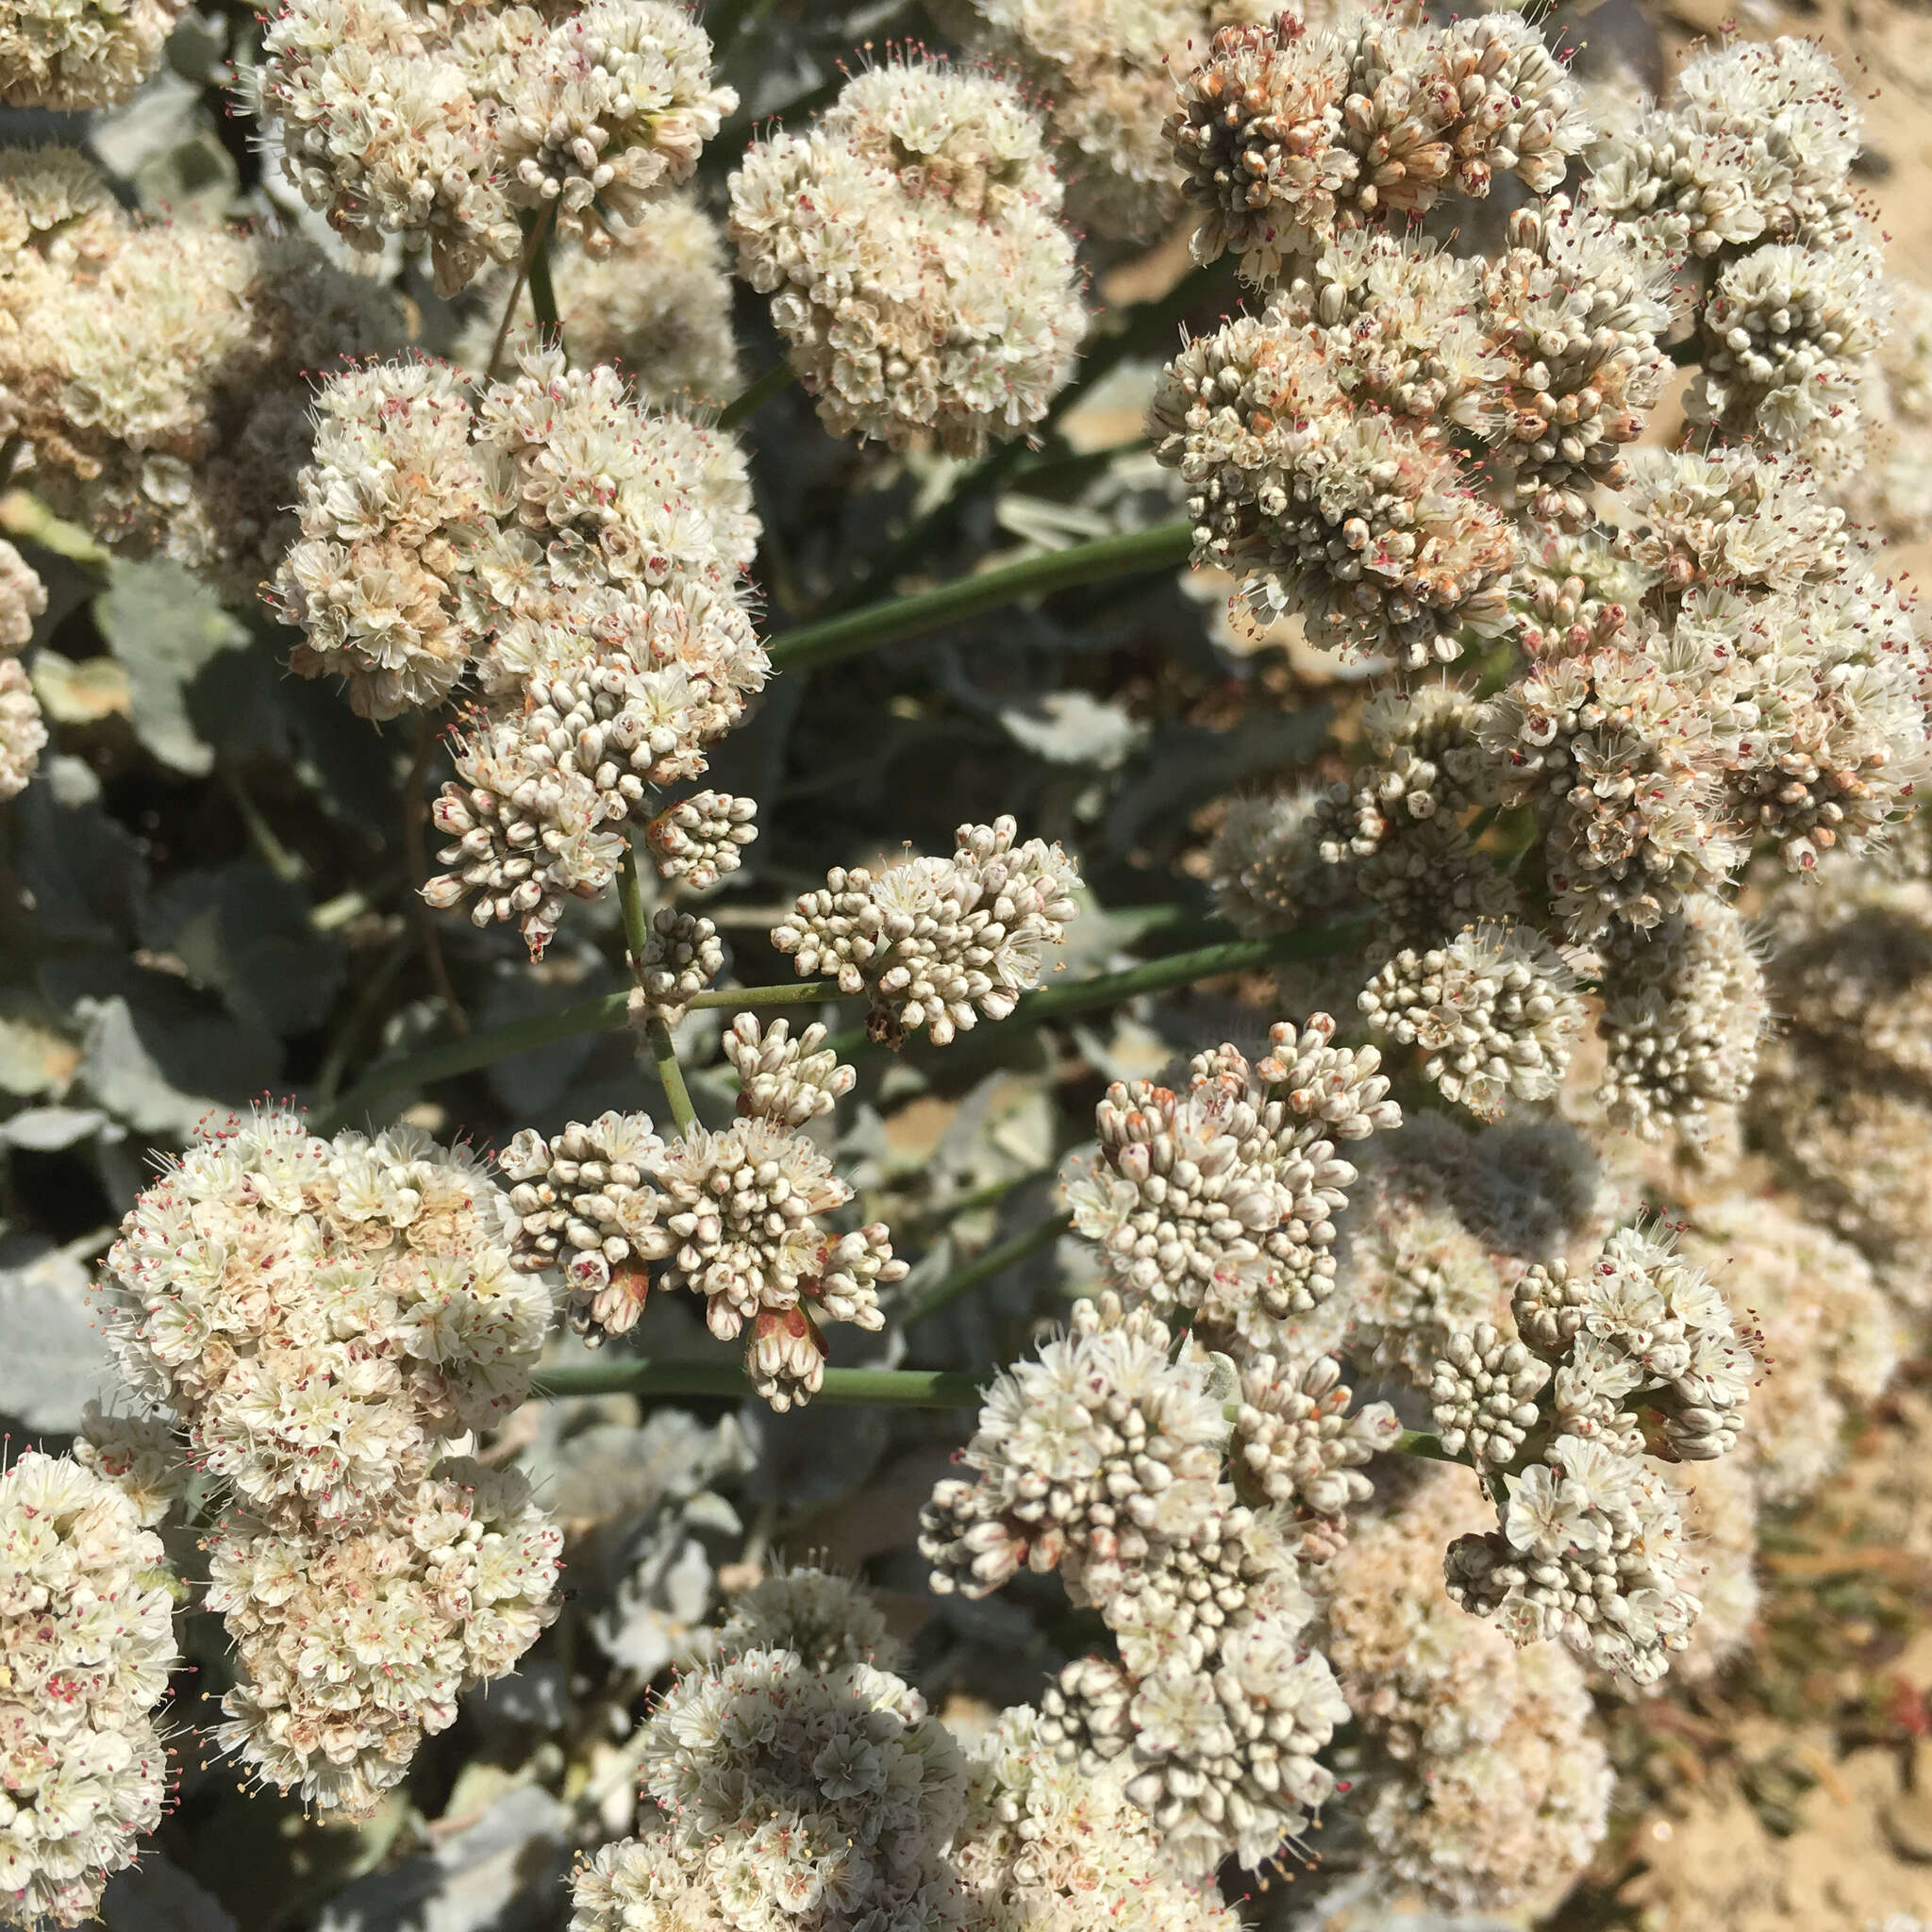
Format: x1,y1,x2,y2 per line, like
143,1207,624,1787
74,1404,189,1529
1678,1193,1896,1507
0,540,45,655
0,1451,177,1928
0,660,45,803
0,0,191,108
1319,1471,1613,1912
95,1106,550,1524
627,907,722,1024
643,789,758,889
0,175,407,599
716,1560,902,1673
258,0,735,295
600,1642,969,1932
1229,1350,1401,1555
919,1292,1230,1602
1478,192,1675,528
722,1015,856,1129
498,1111,673,1341
954,0,1217,242
1208,786,1364,939
1038,1508,1349,1874
1152,307,1520,666
463,193,741,404
1687,234,1889,473
1429,1323,1551,1468
1328,1145,1513,1387
652,1119,900,1409
1067,1017,1400,1344
1478,624,1741,939
953,1704,1242,1932
1358,921,1585,1118
728,58,1085,456
772,818,1082,1048
1169,8,1590,286
207,1459,560,1817
1594,896,1768,1141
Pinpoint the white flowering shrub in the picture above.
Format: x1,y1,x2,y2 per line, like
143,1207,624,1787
2,0,1931,1924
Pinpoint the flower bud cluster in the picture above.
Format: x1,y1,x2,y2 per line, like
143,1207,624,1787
1064,1016,1400,1347
94,1106,561,1811
924,1294,1365,1872
0,149,407,601
1592,37,1880,474
1357,921,1585,1119
772,817,1082,1047
1169,8,1590,286
642,788,758,889
574,1638,968,1932
207,1459,560,1817
1319,1471,1613,1913
0,660,44,803
0,1451,178,1928
728,58,1085,455
258,0,736,295
627,907,722,1024
499,1052,900,1406
1438,1222,1755,1686
0,0,189,108
0,540,44,657
717,1558,902,1672
1594,895,1768,1141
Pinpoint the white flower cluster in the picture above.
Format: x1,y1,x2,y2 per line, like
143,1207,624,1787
461,192,741,405
728,58,1085,455
0,147,407,601
94,1105,559,1809
1169,8,1591,286
97,1106,550,1523
717,1559,902,1673
923,1295,1363,1873
499,1034,901,1406
207,1458,559,1817
1357,921,1585,1120
772,817,1082,1048
627,907,722,1024
953,1705,1242,1932
1749,867,1932,1308
0,0,189,108
1438,1223,1755,1685
1593,37,1881,475
0,1452,177,1929
274,350,763,951
1320,1470,1613,1915
573,1640,968,1932
258,0,736,294
1064,1015,1400,1348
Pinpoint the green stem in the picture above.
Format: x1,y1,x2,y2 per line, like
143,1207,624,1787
769,520,1194,675
902,1213,1067,1325
1391,1429,1473,1468
618,833,651,962
717,361,797,432
533,1358,983,1407
526,211,562,352
311,923,1360,1133
648,1016,698,1132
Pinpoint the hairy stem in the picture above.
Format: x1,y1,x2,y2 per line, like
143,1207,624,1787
717,361,798,432
769,520,1194,675
533,1358,984,1407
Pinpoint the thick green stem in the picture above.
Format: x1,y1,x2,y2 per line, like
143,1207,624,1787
770,520,1194,675
526,214,562,352
902,1213,1067,1325
618,833,651,962
487,205,558,378
312,923,1360,1133
717,361,797,432
534,1358,983,1407
648,1017,698,1132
